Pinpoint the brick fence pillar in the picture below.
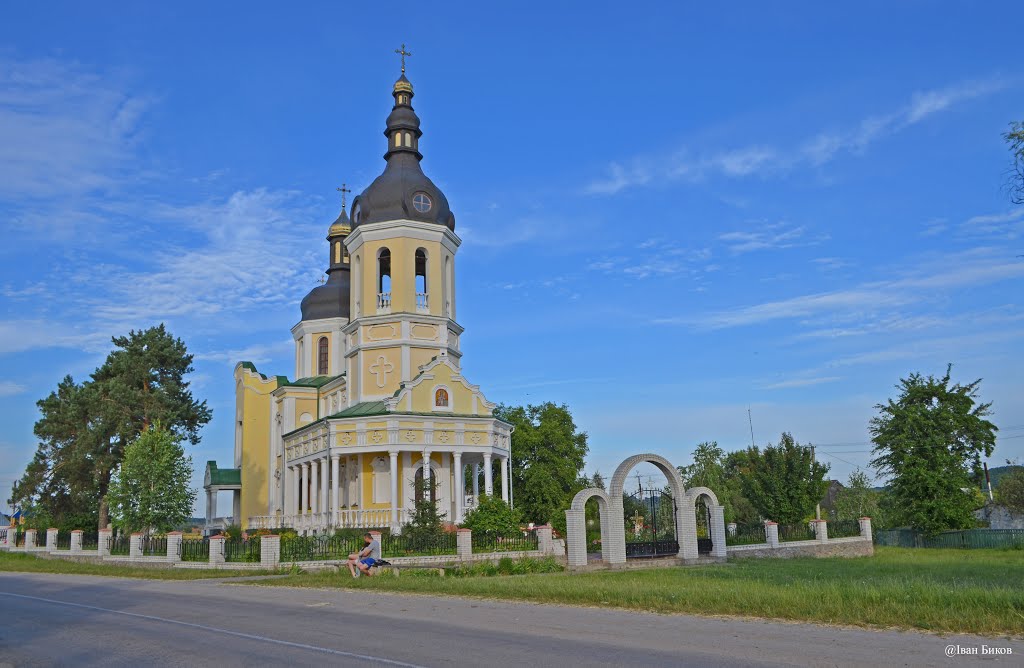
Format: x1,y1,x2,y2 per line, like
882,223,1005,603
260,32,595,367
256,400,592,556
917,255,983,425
70,530,83,554
129,532,143,559
209,535,225,565
764,522,779,548
46,528,59,552
25,529,37,550
710,505,728,558
858,517,873,540
166,532,183,563
98,529,112,556
814,520,828,542
455,528,472,561
536,525,553,554
261,534,280,569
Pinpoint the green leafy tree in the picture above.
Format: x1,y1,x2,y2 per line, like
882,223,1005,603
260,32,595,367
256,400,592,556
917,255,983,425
832,468,880,521
461,494,521,535
11,325,211,531
107,425,196,534
497,402,589,526
994,462,1024,515
739,433,830,525
870,366,997,536
678,441,758,524
1005,121,1024,204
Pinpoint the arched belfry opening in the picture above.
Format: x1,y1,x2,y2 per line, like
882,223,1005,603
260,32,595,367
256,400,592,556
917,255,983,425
317,337,329,375
415,248,428,312
377,248,392,311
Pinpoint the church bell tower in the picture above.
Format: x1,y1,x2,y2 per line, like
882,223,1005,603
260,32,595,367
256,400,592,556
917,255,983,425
342,52,462,405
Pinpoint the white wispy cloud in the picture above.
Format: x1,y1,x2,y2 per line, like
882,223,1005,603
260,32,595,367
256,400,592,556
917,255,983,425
655,248,1024,329
0,381,28,397
763,376,841,390
719,222,815,254
962,208,1024,239
586,78,1008,195
0,57,148,203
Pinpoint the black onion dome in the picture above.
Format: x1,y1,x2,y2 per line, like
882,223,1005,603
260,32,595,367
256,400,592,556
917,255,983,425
300,270,350,321
350,74,455,231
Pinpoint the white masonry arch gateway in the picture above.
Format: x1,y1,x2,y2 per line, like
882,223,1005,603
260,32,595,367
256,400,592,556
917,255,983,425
565,453,727,568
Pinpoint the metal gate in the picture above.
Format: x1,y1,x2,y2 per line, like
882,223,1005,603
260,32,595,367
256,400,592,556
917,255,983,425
624,482,678,558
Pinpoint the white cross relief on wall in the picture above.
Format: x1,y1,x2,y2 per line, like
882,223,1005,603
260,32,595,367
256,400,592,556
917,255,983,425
369,355,394,388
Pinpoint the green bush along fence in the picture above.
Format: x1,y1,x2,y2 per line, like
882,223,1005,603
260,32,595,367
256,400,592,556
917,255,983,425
180,538,209,561
875,528,1024,549
224,538,262,562
384,532,458,557
471,530,539,554
726,523,767,546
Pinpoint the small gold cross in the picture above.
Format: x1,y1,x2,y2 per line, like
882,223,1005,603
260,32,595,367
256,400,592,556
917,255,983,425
395,43,412,74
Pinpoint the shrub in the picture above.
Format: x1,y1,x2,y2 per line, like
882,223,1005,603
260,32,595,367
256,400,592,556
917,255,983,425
461,495,522,535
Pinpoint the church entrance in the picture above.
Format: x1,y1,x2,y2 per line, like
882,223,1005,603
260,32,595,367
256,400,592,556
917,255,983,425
624,481,678,559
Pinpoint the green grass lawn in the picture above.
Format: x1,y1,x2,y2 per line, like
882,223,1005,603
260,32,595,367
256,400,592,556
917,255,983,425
257,547,1024,636
0,550,270,580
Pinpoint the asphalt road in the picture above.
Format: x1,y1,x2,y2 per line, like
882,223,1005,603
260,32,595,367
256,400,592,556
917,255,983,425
0,572,1020,667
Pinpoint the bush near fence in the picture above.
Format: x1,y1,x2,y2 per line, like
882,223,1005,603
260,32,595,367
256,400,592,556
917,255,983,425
384,532,458,557
471,531,538,554
875,528,1024,549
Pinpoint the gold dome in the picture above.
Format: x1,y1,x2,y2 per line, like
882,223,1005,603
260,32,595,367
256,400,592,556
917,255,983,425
328,221,351,237
393,77,413,94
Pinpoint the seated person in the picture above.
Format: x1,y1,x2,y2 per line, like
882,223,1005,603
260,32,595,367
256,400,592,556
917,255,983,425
346,532,381,578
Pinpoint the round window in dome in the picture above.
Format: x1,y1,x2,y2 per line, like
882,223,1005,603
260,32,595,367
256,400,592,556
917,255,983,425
412,192,432,213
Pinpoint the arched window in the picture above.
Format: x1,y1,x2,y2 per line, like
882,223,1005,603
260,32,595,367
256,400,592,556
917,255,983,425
435,388,449,407
317,337,329,375
415,248,428,311
377,248,391,311
414,466,436,503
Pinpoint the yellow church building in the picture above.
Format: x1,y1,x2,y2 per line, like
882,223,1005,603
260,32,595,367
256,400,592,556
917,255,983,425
204,61,513,535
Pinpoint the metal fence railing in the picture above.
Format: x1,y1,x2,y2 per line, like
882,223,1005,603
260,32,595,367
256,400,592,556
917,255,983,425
726,523,768,546
829,519,862,539
384,532,458,557
224,538,262,563
471,530,538,554
141,536,167,556
56,533,72,550
81,532,99,551
108,535,131,555
875,528,1024,549
180,538,210,561
778,523,817,542
281,535,360,562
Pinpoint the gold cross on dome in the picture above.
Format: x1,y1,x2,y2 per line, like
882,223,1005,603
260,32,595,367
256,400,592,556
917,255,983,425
395,43,412,74
336,183,351,211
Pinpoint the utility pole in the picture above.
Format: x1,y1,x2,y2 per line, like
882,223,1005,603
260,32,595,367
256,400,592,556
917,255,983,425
811,445,821,521
747,407,755,448
984,462,994,501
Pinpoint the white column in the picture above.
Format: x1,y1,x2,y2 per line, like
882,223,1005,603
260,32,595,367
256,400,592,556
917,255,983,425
453,452,464,523
331,455,340,526
310,459,320,514
206,490,213,524
291,466,299,517
422,450,432,486
320,456,329,520
210,488,218,520
389,451,400,529
472,462,480,497
300,463,308,514
500,456,509,504
483,453,493,496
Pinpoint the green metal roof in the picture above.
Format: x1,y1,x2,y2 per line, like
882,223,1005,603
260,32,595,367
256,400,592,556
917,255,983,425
206,461,241,486
278,374,342,389
327,401,389,418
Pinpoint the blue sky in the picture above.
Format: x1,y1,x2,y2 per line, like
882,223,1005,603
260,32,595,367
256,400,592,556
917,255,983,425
2,3,1023,511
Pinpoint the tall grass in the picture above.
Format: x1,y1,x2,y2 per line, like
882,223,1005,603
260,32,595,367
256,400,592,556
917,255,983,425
262,547,1024,636
0,551,268,580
